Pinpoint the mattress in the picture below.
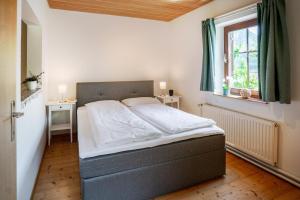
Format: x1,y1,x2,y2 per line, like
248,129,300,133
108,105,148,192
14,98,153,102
80,134,225,179
78,107,224,159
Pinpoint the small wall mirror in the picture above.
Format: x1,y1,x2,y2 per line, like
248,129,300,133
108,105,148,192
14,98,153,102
21,0,42,101
21,21,42,83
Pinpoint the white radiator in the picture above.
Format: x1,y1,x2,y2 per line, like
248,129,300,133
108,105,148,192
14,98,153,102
201,104,279,166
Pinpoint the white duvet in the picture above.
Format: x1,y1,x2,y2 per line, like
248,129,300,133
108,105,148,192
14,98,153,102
78,107,224,158
130,103,216,134
85,100,162,146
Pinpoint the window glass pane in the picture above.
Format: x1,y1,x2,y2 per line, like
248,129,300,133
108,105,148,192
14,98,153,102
232,29,247,53
248,26,258,51
249,52,258,89
249,52,258,73
232,53,248,88
226,22,259,92
249,72,259,90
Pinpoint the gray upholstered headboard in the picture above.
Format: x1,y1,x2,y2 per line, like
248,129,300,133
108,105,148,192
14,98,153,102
76,80,154,107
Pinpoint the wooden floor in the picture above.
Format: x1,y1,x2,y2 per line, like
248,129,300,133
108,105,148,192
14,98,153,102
32,134,300,200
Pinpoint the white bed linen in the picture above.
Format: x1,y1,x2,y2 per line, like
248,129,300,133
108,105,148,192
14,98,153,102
85,100,162,146
78,107,224,159
130,103,216,134
122,97,161,107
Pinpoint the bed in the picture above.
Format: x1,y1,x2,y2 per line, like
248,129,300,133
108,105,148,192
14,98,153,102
77,81,226,200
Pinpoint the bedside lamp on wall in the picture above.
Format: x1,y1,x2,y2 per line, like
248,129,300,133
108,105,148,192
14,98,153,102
58,84,67,102
159,81,167,96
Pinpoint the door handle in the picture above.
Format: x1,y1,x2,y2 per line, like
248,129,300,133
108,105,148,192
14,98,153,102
12,112,24,118
10,101,24,142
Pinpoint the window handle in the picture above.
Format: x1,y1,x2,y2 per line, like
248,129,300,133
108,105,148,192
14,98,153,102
12,112,24,118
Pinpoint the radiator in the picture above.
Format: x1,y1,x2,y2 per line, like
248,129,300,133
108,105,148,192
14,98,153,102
201,104,279,166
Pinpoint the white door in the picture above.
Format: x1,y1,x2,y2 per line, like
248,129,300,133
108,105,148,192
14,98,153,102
0,0,19,199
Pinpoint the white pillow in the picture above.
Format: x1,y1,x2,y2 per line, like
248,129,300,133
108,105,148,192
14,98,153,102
85,100,119,107
122,97,161,107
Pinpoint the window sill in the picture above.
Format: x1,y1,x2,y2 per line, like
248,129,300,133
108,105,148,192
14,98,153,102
21,85,41,102
213,93,268,104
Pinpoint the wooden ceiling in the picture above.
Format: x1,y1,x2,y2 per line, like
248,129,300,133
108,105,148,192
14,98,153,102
48,0,213,21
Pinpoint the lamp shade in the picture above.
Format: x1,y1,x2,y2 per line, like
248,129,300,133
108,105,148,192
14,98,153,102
159,81,167,90
58,84,67,94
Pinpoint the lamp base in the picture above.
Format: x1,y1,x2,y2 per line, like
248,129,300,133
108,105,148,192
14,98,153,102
160,89,167,96
59,95,66,103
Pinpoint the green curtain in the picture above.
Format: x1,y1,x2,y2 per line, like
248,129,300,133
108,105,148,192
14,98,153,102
200,18,216,92
257,0,291,103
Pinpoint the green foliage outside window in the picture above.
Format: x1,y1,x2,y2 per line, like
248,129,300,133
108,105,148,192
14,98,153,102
232,45,258,90
232,61,258,89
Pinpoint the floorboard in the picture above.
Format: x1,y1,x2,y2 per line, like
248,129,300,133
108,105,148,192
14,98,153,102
32,134,300,200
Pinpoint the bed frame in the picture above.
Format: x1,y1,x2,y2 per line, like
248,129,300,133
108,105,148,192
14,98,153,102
76,81,226,200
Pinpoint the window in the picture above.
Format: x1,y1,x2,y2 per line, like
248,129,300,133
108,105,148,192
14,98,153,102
224,19,259,98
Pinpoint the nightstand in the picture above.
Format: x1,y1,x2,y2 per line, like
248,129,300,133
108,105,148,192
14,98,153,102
46,100,76,146
156,95,181,109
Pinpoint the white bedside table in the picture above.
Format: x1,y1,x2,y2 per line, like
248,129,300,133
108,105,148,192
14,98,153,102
46,100,76,146
156,95,181,109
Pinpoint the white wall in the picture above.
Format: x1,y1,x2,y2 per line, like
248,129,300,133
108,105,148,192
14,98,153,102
45,9,171,100
169,0,300,180
16,93,46,200
43,6,172,127
17,0,48,199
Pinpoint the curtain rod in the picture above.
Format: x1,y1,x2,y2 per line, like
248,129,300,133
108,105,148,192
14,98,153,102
214,2,261,20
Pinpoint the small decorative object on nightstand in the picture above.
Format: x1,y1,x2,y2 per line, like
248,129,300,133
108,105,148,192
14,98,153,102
156,95,181,109
46,99,76,146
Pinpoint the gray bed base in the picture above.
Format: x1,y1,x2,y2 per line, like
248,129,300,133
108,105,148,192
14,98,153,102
76,81,226,200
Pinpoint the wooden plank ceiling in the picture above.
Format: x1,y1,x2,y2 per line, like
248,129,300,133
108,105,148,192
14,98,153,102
48,0,213,21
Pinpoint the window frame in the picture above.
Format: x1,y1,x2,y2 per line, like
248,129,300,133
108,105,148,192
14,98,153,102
224,18,259,99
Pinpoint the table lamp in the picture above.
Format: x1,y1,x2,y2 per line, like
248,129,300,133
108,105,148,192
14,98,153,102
58,84,67,102
159,81,167,96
